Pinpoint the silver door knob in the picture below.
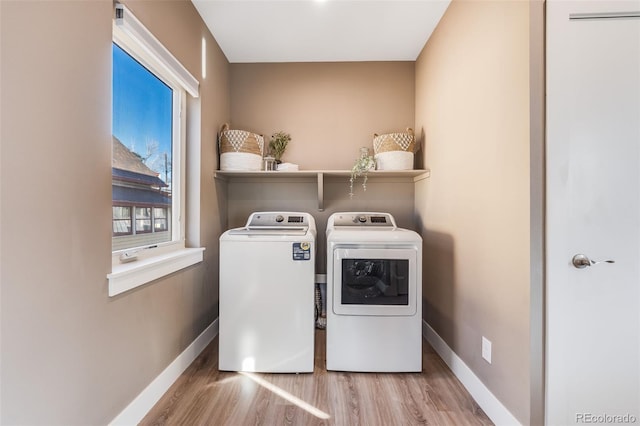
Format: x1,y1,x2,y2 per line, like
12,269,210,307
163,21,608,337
572,254,615,269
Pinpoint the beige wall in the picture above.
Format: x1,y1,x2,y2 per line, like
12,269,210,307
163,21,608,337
414,0,531,423
230,62,415,170
0,0,229,424
224,176,418,274
226,62,417,269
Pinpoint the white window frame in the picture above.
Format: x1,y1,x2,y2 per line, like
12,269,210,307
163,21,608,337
108,4,203,297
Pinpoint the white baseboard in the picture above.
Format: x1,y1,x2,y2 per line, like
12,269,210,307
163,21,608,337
422,320,521,426
110,318,219,426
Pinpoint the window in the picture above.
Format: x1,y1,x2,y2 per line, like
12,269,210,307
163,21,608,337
112,39,177,250
134,207,152,234
112,206,132,235
108,3,203,297
154,207,168,232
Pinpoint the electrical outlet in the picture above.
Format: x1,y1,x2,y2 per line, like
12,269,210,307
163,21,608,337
482,336,492,364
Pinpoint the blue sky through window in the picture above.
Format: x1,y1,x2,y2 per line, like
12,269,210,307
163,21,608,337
112,43,173,184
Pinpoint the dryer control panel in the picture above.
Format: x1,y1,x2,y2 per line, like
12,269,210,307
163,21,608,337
330,212,396,228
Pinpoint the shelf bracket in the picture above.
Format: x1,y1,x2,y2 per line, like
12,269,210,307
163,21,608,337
317,172,324,211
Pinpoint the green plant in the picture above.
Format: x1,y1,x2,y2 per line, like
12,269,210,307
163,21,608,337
268,131,291,163
349,147,376,198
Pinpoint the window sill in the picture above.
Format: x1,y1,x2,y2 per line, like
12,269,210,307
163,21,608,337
107,247,205,297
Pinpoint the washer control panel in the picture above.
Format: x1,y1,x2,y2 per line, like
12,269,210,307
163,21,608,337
247,212,308,228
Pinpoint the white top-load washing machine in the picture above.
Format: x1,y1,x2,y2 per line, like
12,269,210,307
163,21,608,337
219,212,316,373
326,212,422,372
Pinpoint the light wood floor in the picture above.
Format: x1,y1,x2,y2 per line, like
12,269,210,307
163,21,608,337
141,330,493,426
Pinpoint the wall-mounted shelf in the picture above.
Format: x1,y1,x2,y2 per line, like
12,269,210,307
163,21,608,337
214,169,430,211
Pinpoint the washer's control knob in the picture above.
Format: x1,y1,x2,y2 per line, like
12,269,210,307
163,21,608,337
358,215,367,223
276,215,284,223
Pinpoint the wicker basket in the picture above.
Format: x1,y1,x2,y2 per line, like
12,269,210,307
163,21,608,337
373,128,415,170
219,123,264,171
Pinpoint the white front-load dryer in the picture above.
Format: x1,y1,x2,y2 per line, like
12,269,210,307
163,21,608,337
219,212,316,373
326,212,422,372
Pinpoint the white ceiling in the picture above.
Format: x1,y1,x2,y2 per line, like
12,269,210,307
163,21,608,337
191,0,451,63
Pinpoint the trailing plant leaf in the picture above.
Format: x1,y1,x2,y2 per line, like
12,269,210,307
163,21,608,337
349,148,376,198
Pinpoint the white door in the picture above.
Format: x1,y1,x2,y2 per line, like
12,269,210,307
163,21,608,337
547,1,640,425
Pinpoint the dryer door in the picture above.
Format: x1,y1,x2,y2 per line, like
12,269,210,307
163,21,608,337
332,248,417,316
